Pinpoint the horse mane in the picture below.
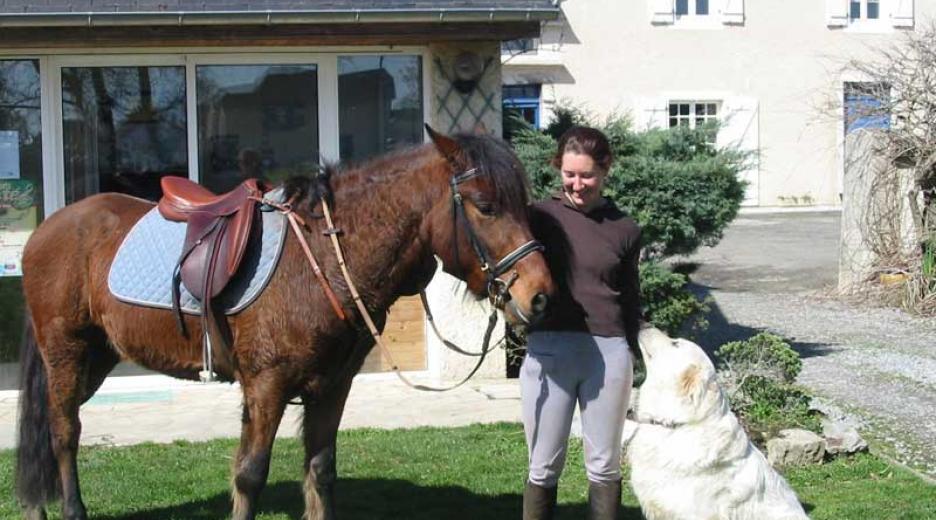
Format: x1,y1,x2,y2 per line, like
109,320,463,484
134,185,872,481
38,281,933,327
451,133,531,215
282,167,334,215
281,133,531,216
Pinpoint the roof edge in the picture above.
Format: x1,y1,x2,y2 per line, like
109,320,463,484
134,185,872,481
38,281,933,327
0,8,561,28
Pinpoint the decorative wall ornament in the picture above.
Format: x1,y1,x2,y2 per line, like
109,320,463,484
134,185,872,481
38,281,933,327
433,46,500,135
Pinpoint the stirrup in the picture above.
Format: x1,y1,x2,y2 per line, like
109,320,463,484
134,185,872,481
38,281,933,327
199,331,219,383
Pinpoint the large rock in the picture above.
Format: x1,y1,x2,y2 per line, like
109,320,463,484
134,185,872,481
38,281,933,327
822,419,868,456
767,429,826,466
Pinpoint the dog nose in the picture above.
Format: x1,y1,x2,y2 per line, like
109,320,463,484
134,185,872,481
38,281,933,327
530,292,549,318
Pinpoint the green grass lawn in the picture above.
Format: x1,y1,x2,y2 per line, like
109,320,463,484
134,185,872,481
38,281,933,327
1,423,933,519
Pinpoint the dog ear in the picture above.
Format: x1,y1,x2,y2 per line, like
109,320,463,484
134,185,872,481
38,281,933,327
678,364,703,403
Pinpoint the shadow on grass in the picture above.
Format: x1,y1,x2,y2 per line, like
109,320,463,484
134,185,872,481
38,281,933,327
96,478,644,519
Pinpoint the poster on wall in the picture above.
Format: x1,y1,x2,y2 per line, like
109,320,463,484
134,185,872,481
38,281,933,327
0,131,20,180
0,179,37,276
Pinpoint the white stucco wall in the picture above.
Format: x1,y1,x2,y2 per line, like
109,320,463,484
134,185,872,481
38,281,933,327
504,0,936,207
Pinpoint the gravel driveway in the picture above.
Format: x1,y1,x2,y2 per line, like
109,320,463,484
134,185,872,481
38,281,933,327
682,211,936,480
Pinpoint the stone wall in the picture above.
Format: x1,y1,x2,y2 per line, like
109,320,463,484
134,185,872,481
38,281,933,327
839,130,919,290
426,42,507,380
429,42,503,136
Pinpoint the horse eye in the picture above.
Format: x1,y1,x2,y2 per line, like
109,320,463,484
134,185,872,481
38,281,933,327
475,202,497,216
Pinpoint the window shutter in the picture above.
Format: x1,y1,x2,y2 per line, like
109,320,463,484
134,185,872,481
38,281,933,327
891,0,914,27
650,0,675,25
636,97,669,130
721,0,745,25
826,0,848,27
717,97,760,205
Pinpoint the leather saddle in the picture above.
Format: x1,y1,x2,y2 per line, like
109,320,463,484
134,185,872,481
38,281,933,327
159,177,264,301
158,176,266,377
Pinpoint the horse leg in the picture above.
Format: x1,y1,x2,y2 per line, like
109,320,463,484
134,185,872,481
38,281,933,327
81,344,120,404
16,318,116,520
301,377,354,520
231,374,288,520
40,325,97,520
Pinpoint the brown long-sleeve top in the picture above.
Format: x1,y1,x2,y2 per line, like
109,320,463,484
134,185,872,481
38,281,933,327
529,193,642,347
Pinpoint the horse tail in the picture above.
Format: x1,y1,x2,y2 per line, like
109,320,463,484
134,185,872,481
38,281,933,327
15,311,60,509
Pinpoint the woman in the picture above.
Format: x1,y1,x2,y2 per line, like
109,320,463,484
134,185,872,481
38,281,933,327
522,126,641,520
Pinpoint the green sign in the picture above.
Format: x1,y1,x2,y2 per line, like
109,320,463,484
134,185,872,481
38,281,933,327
0,179,38,276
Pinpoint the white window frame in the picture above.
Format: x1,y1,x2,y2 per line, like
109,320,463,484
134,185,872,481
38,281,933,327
0,46,430,215
668,100,721,139
830,0,899,33
850,0,883,20
653,0,740,28
675,0,711,18
673,0,722,29
848,0,888,29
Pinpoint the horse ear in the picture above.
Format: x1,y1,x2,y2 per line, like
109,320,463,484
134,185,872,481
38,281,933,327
425,124,462,163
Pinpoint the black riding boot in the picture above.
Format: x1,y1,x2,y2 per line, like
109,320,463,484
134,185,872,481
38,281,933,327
587,479,621,520
523,481,557,520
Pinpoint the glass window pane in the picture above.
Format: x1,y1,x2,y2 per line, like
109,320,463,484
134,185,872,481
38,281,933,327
339,55,423,163
676,0,689,16
707,103,718,115
197,64,319,193
62,66,187,203
845,81,891,133
679,103,690,116
850,0,861,19
0,60,42,380
696,0,709,15
669,104,678,116
867,0,880,19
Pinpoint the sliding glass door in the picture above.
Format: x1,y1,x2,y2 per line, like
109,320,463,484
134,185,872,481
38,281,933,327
196,64,319,192
61,64,188,202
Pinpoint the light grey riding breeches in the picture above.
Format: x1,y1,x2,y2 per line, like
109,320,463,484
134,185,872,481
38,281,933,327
520,331,634,487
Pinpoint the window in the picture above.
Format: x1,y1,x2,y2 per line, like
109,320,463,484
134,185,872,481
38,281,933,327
844,82,890,133
850,0,880,20
338,55,423,163
62,66,188,203
196,64,319,192
501,38,536,55
0,59,43,376
669,101,718,129
503,84,541,130
676,0,709,17
652,0,742,26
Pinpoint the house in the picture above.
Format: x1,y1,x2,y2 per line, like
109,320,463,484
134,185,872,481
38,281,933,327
0,1,560,389
502,0,928,208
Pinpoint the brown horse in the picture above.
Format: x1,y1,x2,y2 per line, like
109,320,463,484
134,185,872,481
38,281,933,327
15,128,554,520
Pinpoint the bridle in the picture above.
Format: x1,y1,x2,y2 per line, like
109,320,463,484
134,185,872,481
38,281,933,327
448,167,544,324
266,164,547,392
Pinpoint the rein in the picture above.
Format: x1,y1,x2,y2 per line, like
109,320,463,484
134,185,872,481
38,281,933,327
320,197,498,392
261,165,544,392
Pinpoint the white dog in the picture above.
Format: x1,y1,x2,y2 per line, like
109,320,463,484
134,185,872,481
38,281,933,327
626,327,809,520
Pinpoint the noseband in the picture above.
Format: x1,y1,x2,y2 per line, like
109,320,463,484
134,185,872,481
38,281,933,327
450,167,544,321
